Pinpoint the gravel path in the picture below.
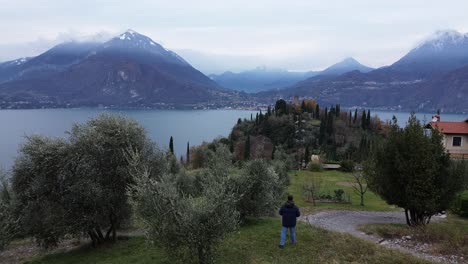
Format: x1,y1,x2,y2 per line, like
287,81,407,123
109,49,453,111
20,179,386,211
304,210,406,242
303,210,458,263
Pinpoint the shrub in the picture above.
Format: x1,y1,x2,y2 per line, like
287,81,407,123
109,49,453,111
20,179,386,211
451,191,468,217
308,162,323,172
340,160,355,172
334,189,345,201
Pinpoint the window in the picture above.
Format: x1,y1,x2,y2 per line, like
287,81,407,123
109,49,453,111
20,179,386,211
453,137,462,147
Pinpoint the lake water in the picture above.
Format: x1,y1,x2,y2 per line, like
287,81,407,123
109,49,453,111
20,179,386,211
0,109,466,170
0,109,257,170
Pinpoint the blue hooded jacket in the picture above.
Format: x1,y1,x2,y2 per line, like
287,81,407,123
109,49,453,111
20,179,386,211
279,200,300,227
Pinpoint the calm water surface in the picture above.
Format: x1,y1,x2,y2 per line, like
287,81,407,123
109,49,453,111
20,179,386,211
0,109,466,170
0,109,257,170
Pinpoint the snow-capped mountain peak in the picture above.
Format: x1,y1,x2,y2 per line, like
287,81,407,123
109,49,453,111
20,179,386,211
417,30,468,50
103,30,189,66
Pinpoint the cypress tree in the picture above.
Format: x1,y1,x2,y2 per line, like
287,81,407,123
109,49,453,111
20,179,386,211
250,113,253,121
259,110,264,123
301,101,306,113
304,146,310,162
315,104,320,119
319,117,326,145
169,136,174,154
348,110,352,126
361,110,367,130
336,104,340,117
237,118,242,125
354,109,358,124
267,106,272,116
366,109,371,129
326,113,334,138
244,135,251,160
186,142,190,164
255,113,259,125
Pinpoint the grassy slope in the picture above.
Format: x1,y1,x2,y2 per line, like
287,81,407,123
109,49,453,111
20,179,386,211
288,170,397,212
29,219,430,264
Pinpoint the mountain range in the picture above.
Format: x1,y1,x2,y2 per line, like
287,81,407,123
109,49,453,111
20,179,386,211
0,30,244,109
209,57,373,93
0,29,468,112
258,30,468,113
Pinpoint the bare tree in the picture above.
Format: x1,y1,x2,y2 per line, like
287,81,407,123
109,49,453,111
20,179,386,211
302,177,322,205
352,170,368,206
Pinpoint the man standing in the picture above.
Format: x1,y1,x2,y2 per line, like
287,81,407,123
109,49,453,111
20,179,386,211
279,195,300,248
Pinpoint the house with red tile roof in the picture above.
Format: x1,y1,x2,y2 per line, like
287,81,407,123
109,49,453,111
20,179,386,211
425,115,468,159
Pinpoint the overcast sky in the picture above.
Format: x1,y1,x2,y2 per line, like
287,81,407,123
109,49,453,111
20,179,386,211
1,0,468,74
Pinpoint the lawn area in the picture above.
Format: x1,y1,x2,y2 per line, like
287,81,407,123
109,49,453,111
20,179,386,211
358,215,468,258
28,219,430,264
288,170,397,212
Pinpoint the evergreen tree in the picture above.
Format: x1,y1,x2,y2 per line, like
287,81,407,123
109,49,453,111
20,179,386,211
259,110,264,123
315,104,320,119
366,114,465,226
169,136,174,154
237,118,242,125
326,113,334,138
275,99,288,116
319,116,327,145
348,110,352,126
301,101,306,113
250,113,253,121
255,113,259,125
366,109,371,129
304,146,310,163
336,104,340,117
244,135,251,160
267,106,272,116
354,109,358,124
186,142,190,164
361,110,367,130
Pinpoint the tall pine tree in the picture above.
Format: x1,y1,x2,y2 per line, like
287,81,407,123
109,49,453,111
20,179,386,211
353,109,358,124
169,136,174,154
186,142,190,164
366,109,371,129
361,110,367,130
244,135,251,160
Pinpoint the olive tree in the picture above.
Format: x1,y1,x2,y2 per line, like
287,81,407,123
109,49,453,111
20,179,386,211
11,114,153,248
0,169,18,251
233,159,283,219
131,144,239,264
12,136,71,248
366,114,465,226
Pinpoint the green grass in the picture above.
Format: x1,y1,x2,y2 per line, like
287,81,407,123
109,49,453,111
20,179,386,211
359,215,468,257
27,236,168,264
288,170,397,212
28,219,430,264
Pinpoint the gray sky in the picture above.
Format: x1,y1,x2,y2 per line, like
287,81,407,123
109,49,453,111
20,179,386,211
1,0,468,74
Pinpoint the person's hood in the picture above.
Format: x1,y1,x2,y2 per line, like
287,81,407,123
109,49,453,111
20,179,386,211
285,200,295,208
